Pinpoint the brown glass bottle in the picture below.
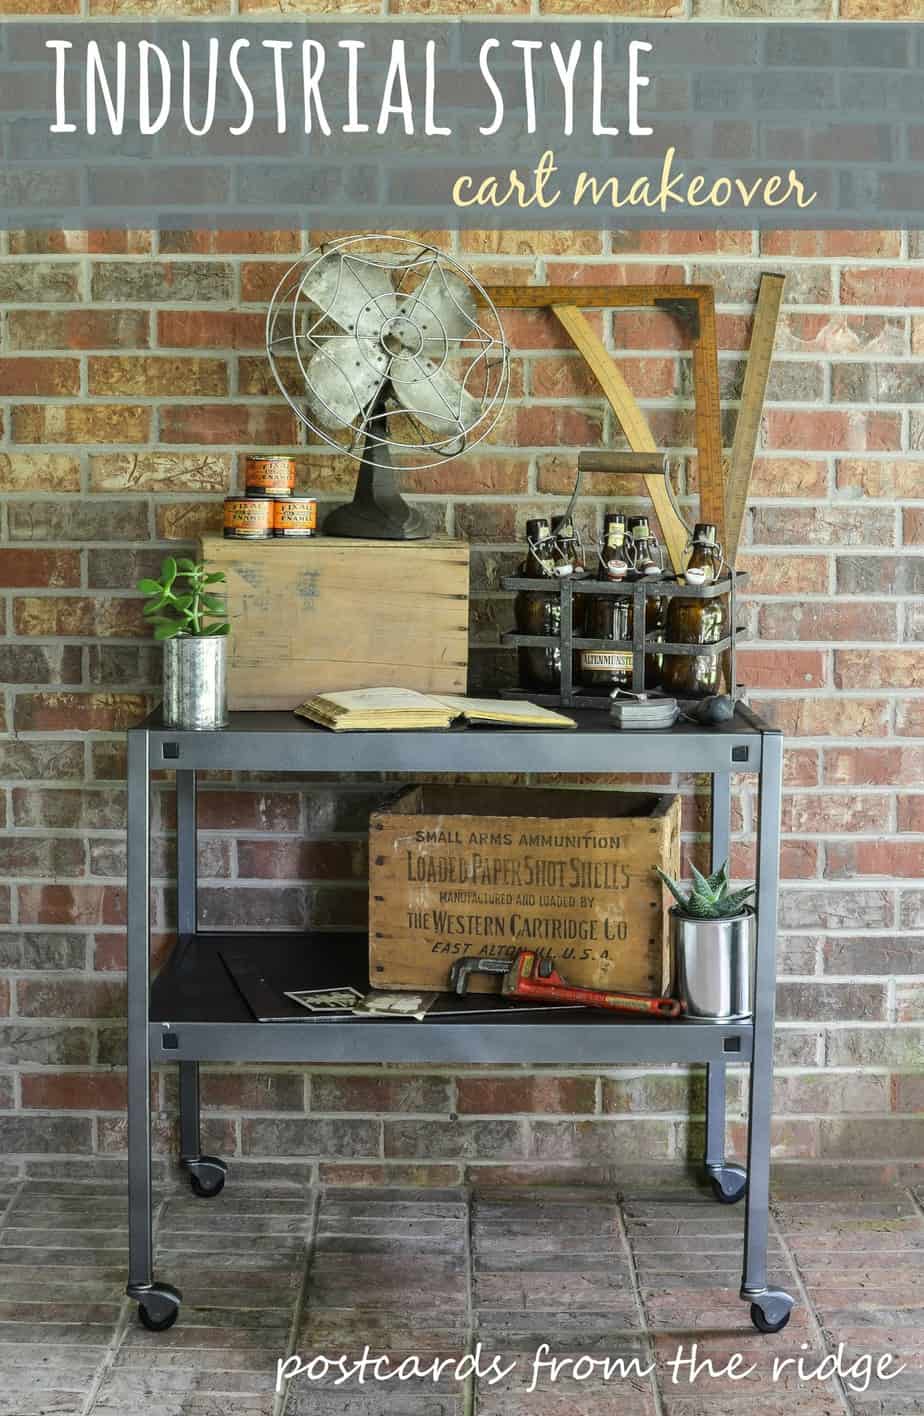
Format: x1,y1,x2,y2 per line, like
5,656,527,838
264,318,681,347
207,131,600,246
581,514,632,691
659,522,728,699
515,518,562,692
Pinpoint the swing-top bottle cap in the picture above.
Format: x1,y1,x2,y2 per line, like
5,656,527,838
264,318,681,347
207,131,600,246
551,515,575,537
693,522,717,545
526,517,552,542
629,516,651,540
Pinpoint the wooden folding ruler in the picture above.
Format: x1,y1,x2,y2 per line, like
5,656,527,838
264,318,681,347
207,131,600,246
724,272,785,567
482,284,725,575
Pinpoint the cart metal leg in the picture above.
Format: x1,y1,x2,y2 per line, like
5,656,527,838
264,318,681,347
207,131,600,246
704,771,747,1205
741,730,793,1333
126,729,182,1331
176,770,227,1200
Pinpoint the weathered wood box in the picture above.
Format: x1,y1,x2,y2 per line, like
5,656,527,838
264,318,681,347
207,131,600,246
201,535,469,710
369,785,680,995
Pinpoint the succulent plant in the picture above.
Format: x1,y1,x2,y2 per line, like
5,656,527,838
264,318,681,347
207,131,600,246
656,861,755,920
137,557,230,641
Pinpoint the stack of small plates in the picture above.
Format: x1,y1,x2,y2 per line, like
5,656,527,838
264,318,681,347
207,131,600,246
609,697,678,730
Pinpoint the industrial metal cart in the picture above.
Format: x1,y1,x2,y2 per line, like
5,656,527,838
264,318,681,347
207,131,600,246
125,703,794,1336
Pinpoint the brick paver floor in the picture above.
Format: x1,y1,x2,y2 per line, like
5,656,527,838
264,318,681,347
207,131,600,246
0,1172,921,1415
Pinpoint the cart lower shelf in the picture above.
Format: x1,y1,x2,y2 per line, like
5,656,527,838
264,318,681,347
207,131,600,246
150,931,754,1065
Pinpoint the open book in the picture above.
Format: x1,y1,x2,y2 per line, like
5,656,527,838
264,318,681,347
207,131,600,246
294,688,576,732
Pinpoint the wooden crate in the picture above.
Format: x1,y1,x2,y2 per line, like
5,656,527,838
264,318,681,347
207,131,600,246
369,785,680,995
201,535,469,710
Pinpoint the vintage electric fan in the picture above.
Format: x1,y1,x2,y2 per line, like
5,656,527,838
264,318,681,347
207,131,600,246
266,236,510,539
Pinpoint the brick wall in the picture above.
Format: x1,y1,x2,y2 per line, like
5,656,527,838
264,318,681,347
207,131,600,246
0,1,922,1181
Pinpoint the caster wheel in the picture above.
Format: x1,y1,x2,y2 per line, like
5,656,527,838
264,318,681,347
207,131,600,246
707,1165,747,1205
134,1282,182,1333
750,1301,791,1335
138,1300,179,1332
186,1156,227,1199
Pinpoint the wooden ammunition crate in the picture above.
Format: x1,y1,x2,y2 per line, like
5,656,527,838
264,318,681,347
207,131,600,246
369,785,680,995
201,535,469,710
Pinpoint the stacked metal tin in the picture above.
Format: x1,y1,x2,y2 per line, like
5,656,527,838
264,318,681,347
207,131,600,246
223,457,317,539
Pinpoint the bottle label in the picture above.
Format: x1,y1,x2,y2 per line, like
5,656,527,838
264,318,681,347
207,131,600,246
581,650,634,672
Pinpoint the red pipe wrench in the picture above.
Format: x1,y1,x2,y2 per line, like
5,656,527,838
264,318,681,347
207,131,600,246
502,950,682,1019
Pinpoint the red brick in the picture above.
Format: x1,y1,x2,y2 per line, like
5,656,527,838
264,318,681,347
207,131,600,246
12,404,151,445
751,697,890,738
17,886,126,929
737,554,829,595
764,409,902,453
737,650,826,689
198,1072,304,1110
157,310,266,349
834,649,924,689
731,838,819,881
457,1077,596,1114
905,508,924,545
155,501,224,541
5,308,149,351
0,979,9,1016
240,261,295,303
21,1071,128,1110
14,693,150,732
762,230,902,258
758,601,897,642
160,404,296,445
842,268,924,307
0,453,81,492
236,839,366,880
530,354,676,400
824,746,924,787
545,261,685,286
310,1075,451,1113
88,356,228,397
898,796,924,833
826,842,924,879
0,358,80,396
747,458,827,498
0,550,81,588
837,459,924,498
782,793,892,834
160,231,301,254
9,230,151,254
184,790,302,832
13,597,145,638
616,230,752,255
784,749,820,787
401,457,529,495
776,313,905,356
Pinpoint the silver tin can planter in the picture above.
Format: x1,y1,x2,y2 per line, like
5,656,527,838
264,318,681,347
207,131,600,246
162,636,228,731
670,906,754,1020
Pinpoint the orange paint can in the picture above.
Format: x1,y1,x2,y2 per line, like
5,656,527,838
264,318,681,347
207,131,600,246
223,497,274,539
273,497,318,538
244,456,295,497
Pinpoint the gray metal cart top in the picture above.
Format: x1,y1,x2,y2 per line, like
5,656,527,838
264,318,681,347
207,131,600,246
125,702,794,1336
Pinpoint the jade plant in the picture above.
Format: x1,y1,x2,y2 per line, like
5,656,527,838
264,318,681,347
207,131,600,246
137,557,230,641
656,861,755,919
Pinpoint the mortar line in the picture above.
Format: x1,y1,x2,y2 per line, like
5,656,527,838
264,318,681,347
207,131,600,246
768,1205,852,1416
614,1187,665,1416
275,1181,319,1416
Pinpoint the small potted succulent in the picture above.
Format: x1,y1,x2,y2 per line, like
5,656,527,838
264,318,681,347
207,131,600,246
137,557,230,730
656,861,755,1020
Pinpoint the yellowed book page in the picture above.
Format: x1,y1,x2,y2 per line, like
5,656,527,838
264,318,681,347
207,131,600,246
434,696,576,728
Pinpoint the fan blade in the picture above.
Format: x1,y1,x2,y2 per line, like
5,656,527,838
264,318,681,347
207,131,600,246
303,336,385,430
301,255,394,334
403,267,478,343
391,361,479,454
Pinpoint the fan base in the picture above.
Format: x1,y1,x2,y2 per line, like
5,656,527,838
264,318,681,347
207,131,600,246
323,498,428,542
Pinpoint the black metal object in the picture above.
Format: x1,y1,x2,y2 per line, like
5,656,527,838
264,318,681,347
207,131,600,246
323,391,426,540
502,571,745,708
